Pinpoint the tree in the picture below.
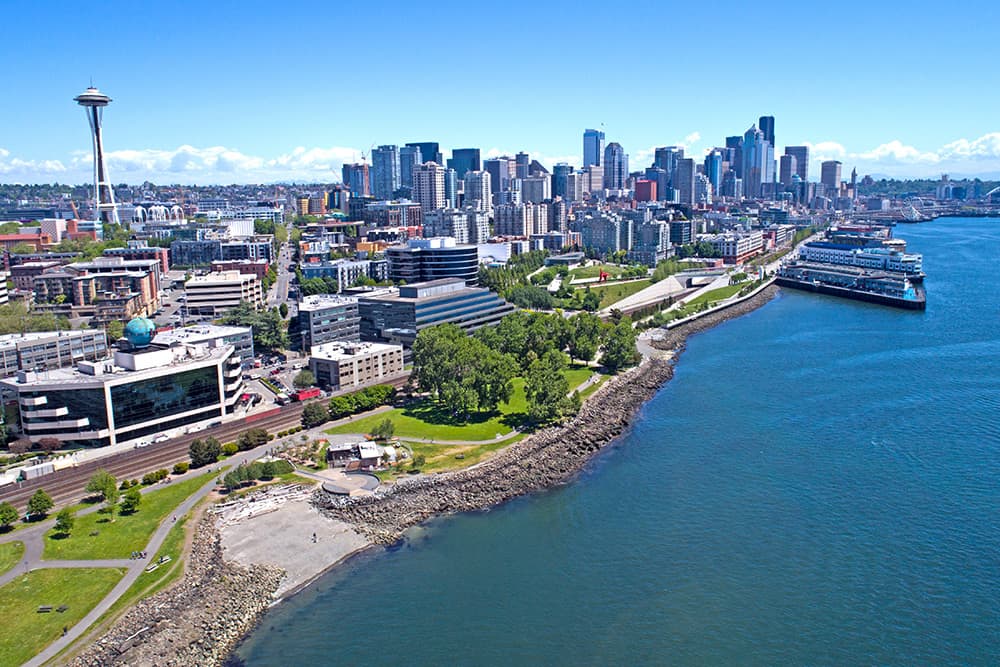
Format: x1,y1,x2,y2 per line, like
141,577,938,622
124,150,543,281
220,301,290,351
302,402,330,428
568,312,603,363
278,302,289,318
293,369,316,389
601,318,639,372
27,489,54,519
236,429,268,451
189,437,221,467
103,483,121,521
411,453,426,469
370,418,395,440
524,349,572,424
85,470,118,501
106,320,125,341
0,501,18,529
54,508,74,535
119,486,142,514
581,288,602,312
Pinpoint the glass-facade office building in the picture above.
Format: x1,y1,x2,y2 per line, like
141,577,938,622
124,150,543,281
2,344,243,448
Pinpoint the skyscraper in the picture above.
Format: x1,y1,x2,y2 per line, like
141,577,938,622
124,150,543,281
372,145,400,200
444,168,458,209
413,162,446,213
405,142,442,165
726,136,744,178
703,150,723,194
583,128,605,167
74,86,119,225
758,115,775,146
779,155,798,187
821,161,842,192
463,170,492,213
447,148,481,178
740,125,773,198
653,146,683,185
341,162,371,197
484,157,516,201
399,145,422,188
603,142,628,190
784,146,809,182
552,163,573,200
674,158,697,205
515,152,530,179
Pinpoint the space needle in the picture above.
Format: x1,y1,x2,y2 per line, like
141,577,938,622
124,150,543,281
74,86,120,225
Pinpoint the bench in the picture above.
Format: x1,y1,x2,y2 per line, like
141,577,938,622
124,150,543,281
37,605,53,613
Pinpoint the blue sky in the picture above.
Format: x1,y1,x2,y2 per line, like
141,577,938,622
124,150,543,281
3,0,999,184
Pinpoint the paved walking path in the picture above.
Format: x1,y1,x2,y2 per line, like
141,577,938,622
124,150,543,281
0,442,275,667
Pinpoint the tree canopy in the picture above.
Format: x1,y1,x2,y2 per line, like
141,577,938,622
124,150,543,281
220,301,290,351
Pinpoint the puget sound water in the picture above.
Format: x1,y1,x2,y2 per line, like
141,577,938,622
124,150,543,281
239,217,999,666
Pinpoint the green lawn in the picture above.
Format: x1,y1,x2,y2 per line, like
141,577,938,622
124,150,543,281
588,279,652,308
327,368,593,442
42,472,213,561
0,542,24,576
686,283,744,307
0,567,124,667
569,263,624,280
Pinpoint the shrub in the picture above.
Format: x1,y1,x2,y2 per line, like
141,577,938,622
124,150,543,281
172,462,190,475
222,442,238,456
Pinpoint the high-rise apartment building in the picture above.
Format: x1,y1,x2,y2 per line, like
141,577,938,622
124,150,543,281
447,148,481,178
444,168,458,208
583,128,605,166
603,143,628,190
413,162,446,213
463,170,492,213
521,174,551,203
372,145,400,200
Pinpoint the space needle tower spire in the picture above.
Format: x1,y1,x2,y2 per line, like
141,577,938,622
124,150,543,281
74,86,120,225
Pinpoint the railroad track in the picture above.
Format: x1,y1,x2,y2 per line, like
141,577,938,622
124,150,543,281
0,404,305,511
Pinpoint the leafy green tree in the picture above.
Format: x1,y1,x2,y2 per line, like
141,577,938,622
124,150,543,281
189,437,221,467
293,369,316,389
302,402,330,428
85,470,118,501
568,312,604,363
506,284,554,310
119,486,142,514
103,482,120,521
236,428,268,451
601,318,639,372
524,349,571,424
0,501,18,529
54,508,74,535
278,302,289,318
371,418,395,440
105,320,125,341
27,489,54,519
220,301,290,351
581,288,602,312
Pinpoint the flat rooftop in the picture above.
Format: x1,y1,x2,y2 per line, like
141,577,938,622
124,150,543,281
153,324,252,346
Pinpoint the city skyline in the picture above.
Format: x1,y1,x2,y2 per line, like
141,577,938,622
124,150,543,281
3,0,999,184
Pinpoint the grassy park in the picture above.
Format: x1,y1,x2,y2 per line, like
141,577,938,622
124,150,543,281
327,367,595,442
0,567,124,667
569,263,625,280
587,279,652,309
42,472,213,561
0,541,24,577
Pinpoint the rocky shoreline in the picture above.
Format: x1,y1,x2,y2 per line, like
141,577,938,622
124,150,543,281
66,283,780,667
69,514,284,667
314,284,780,545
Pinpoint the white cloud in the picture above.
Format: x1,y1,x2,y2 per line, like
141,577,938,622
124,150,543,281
853,140,939,164
0,148,67,178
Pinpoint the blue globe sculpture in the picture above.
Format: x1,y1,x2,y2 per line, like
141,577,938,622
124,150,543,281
123,317,156,348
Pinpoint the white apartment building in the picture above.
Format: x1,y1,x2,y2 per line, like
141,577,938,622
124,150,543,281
184,271,264,317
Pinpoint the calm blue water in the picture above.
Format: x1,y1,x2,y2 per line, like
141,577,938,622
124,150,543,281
240,218,1000,666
